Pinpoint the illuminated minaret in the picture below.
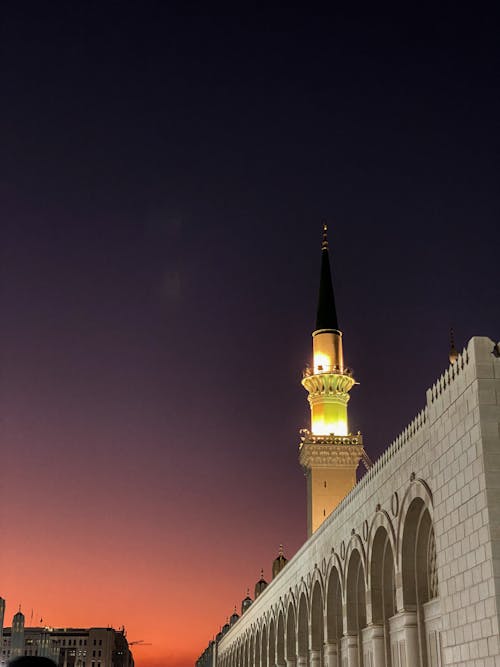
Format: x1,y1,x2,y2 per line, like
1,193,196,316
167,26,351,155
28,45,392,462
300,225,365,536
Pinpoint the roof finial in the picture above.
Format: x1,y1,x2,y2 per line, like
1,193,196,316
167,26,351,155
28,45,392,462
279,544,283,557
321,222,328,251
260,568,264,579
449,327,458,364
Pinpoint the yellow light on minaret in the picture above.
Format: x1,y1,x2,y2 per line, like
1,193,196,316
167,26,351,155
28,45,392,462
299,224,365,536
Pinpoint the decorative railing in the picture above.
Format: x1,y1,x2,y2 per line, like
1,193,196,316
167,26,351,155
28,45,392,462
302,365,354,378
299,429,363,447
428,347,469,403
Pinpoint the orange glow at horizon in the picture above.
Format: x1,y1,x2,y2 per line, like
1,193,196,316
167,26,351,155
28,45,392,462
0,441,305,667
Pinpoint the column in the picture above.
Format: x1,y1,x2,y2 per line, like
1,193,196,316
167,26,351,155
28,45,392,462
323,642,338,667
309,649,320,667
361,625,384,667
389,611,419,667
340,635,358,667
423,599,442,667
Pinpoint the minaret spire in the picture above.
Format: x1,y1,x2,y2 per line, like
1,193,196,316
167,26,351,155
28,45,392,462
316,223,339,331
300,224,366,537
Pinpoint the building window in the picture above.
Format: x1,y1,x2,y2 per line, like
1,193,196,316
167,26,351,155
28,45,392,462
98,641,102,646
98,651,101,657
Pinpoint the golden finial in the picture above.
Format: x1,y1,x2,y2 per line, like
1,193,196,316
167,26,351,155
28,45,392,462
449,328,458,365
321,222,328,250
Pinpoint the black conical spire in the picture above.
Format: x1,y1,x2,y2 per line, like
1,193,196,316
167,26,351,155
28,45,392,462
315,224,339,331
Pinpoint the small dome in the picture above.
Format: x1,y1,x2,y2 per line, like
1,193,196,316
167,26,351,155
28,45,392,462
254,569,268,599
215,631,223,643
272,545,287,579
230,607,239,626
241,589,252,615
222,622,230,635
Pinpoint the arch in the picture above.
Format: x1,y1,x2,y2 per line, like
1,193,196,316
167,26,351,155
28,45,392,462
401,497,437,607
268,617,276,667
326,564,343,646
248,632,254,667
255,628,261,667
277,610,285,667
397,478,433,559
261,624,268,667
400,494,439,666
346,547,367,665
243,638,248,667
370,525,396,623
310,580,324,651
286,601,297,661
297,593,309,658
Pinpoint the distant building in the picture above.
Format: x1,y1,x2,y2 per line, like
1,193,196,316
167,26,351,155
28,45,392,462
0,609,133,667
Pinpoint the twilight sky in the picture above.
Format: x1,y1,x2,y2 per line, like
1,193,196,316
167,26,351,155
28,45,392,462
1,5,499,667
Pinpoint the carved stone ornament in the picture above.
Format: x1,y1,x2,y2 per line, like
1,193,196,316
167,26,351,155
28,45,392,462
391,491,399,517
299,442,364,469
362,520,369,541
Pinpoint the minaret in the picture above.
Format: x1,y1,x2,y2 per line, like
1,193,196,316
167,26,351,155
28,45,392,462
300,225,364,536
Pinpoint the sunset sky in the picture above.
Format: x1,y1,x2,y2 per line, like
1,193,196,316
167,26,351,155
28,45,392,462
1,5,499,667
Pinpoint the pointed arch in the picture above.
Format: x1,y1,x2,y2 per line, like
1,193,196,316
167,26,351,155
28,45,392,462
297,593,309,658
326,563,343,646
286,600,297,662
310,579,324,651
261,624,268,667
277,609,285,667
268,617,276,667
346,547,367,665
255,628,261,667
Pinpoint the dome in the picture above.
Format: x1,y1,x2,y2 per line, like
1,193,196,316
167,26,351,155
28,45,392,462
230,607,239,625
272,545,287,579
254,569,268,599
241,590,252,615
222,622,230,635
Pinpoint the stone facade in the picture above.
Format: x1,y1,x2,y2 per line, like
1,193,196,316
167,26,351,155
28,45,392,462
211,336,500,667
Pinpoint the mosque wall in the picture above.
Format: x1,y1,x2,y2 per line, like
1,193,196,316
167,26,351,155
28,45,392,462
215,336,500,667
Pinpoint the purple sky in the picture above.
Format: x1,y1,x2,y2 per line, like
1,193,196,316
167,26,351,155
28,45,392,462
1,5,499,666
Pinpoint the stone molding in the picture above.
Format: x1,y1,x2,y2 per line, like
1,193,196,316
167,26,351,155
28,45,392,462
299,442,364,469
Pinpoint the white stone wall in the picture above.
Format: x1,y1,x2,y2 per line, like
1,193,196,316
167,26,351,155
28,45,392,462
216,336,500,667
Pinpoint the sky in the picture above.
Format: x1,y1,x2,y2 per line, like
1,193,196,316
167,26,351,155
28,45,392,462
1,4,499,667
